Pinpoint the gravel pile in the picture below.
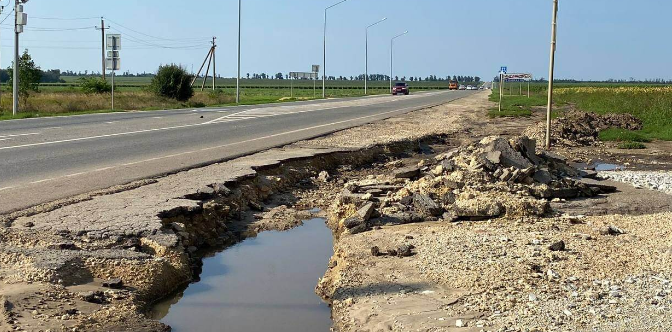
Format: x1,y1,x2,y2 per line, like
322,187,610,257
599,171,672,195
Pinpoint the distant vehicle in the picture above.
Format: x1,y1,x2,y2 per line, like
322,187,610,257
392,82,409,95
449,80,459,90
466,85,474,90
459,85,466,90
478,86,484,90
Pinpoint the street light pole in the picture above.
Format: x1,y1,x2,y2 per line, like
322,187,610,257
545,0,558,149
390,31,408,94
236,0,241,104
365,17,386,96
323,0,348,99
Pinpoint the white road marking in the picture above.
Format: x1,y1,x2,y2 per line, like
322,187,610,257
0,186,15,191
0,91,455,152
105,121,117,124
13,103,433,186
0,132,40,139
0,138,12,142
152,117,163,119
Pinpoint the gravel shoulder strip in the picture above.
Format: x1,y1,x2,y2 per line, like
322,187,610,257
599,170,672,195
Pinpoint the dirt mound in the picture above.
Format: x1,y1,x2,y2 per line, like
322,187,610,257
331,135,616,235
524,111,643,147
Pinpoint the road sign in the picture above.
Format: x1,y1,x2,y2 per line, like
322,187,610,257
107,50,120,58
106,58,120,71
107,34,121,50
503,73,532,82
312,65,320,73
500,66,507,74
290,72,318,79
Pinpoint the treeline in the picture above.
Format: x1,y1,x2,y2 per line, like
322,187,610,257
0,69,65,83
494,76,672,84
252,73,481,83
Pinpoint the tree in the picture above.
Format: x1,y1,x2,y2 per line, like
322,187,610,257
148,64,194,101
275,72,284,80
8,50,42,104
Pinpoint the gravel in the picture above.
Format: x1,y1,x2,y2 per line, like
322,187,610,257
599,170,672,195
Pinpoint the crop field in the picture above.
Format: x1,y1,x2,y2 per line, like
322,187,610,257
490,83,672,142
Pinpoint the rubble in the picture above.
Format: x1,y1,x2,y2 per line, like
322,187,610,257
524,110,643,147
330,135,617,235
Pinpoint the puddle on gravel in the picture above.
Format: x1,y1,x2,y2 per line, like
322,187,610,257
594,163,626,172
151,218,334,332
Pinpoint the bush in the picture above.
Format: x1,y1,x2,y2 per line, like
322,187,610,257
80,77,112,94
149,64,194,101
618,142,646,149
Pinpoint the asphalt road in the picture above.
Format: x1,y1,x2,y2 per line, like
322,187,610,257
0,90,475,214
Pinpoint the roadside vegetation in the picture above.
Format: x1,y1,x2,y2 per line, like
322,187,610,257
490,83,672,145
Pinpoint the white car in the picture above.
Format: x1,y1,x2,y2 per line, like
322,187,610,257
466,85,474,90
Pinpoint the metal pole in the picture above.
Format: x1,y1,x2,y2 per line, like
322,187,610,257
101,17,106,81
12,2,19,116
236,0,241,103
322,8,327,98
498,73,503,112
365,18,386,96
111,70,115,110
322,0,349,99
390,38,393,93
528,80,530,98
365,28,368,95
545,0,559,149
519,82,522,95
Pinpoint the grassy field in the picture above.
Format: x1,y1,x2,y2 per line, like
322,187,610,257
0,84,398,121
0,76,455,120
490,83,672,142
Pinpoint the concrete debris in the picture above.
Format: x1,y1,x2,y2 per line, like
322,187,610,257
524,110,643,147
102,278,124,289
600,225,626,236
548,240,566,252
393,166,421,179
317,171,331,182
331,135,618,235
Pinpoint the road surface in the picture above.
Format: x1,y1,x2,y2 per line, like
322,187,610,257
0,90,474,214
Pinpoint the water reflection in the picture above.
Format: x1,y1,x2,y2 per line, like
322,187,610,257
152,218,334,332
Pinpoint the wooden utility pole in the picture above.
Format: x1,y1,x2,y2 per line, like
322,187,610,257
191,41,217,91
545,0,559,149
98,17,107,80
212,37,216,91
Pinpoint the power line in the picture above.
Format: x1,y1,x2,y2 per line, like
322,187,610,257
0,8,13,25
105,17,210,42
32,16,98,21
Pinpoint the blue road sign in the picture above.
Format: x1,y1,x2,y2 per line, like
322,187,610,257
500,66,508,74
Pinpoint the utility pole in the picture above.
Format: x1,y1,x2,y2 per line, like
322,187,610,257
212,37,216,91
545,0,559,149
96,17,108,80
13,0,27,117
0,5,4,107
236,0,241,103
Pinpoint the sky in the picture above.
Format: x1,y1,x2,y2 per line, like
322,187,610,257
0,0,669,81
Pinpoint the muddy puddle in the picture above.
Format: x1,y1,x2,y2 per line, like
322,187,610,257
151,218,334,332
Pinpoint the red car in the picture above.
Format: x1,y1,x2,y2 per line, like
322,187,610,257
392,82,409,95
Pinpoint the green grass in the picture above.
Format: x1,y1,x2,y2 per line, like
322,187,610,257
617,142,647,149
598,128,652,143
488,89,546,117
492,83,672,142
